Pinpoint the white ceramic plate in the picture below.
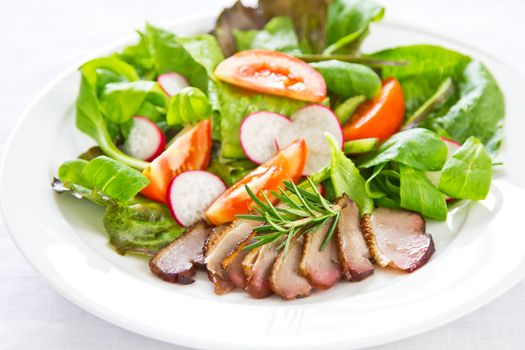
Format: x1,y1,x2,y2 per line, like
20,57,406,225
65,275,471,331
2,14,525,350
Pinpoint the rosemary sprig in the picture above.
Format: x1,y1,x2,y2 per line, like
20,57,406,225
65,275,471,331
237,178,341,256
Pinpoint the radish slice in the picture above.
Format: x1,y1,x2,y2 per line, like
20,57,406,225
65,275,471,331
123,116,165,162
240,112,293,164
426,137,462,201
167,171,227,227
158,72,190,97
284,105,344,175
239,105,343,175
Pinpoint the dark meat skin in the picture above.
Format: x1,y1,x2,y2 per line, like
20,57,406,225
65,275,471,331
149,221,212,284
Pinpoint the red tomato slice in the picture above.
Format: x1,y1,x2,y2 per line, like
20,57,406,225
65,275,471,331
205,139,308,225
343,78,405,141
141,119,212,202
215,49,327,103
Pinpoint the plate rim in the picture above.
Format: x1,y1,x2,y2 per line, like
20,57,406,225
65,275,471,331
2,14,525,350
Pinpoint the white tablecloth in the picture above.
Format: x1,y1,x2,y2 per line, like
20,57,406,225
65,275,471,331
1,0,524,349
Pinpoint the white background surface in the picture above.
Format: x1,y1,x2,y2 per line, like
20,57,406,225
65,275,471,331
1,0,524,349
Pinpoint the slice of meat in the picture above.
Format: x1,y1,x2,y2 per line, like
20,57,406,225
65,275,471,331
362,207,435,272
270,237,312,300
221,232,255,289
204,219,260,294
299,220,342,289
335,196,374,281
149,221,211,284
244,243,279,299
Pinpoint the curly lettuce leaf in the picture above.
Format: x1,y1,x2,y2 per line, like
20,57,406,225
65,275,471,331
208,157,256,186
103,200,184,256
310,60,381,99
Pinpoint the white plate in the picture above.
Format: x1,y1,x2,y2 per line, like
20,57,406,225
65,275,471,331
2,14,525,350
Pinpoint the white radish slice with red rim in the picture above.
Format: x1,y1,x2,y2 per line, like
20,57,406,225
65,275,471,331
239,105,343,175
167,171,227,227
158,72,190,96
279,105,344,175
240,112,293,164
123,116,166,162
426,137,462,201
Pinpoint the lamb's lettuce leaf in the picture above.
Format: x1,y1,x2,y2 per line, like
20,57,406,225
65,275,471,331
234,16,301,54
358,128,448,171
439,136,492,200
310,60,381,98
325,0,384,54
327,134,373,214
99,81,157,124
399,164,448,220
431,61,505,153
369,45,471,116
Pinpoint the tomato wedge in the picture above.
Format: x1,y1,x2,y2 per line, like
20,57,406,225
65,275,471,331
205,139,308,225
141,119,212,202
343,78,405,141
215,49,326,103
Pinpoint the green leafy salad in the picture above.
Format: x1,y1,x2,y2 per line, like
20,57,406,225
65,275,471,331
53,0,504,263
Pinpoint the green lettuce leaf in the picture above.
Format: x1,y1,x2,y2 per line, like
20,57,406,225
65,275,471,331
166,87,211,126
438,136,492,200
82,156,149,202
208,158,256,186
310,60,381,99
368,45,471,116
234,16,301,54
58,156,148,202
325,0,384,54
431,61,505,153
103,200,184,256
76,73,149,169
358,128,448,171
327,134,373,214
99,81,157,124
399,164,448,221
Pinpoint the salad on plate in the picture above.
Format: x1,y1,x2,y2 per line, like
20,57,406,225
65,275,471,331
52,0,505,300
